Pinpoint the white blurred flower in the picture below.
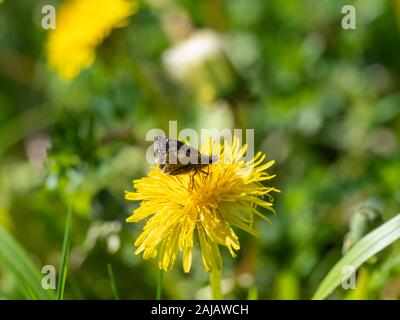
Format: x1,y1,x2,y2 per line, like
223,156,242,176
163,30,223,81
163,30,242,103
83,220,122,254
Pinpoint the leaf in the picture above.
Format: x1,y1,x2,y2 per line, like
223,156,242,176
312,213,400,300
56,201,73,300
0,227,54,300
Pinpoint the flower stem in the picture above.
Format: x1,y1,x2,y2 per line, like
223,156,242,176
156,269,163,300
210,269,223,300
107,263,120,300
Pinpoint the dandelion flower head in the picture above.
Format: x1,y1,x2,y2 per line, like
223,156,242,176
125,137,279,273
46,0,137,80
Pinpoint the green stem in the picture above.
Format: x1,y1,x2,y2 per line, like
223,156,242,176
210,269,223,300
156,269,164,300
107,264,120,300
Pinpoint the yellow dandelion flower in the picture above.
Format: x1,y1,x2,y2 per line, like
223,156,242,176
125,137,279,273
46,0,137,80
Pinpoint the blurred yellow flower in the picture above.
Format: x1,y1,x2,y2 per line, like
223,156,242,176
125,137,279,273
46,0,137,80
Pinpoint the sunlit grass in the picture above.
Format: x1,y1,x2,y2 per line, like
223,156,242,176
56,202,73,300
313,213,400,300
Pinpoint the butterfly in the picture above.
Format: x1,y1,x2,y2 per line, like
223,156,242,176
153,135,218,176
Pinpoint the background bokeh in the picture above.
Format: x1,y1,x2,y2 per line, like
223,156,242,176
0,0,399,299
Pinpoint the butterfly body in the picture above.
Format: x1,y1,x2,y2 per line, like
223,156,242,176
154,136,217,176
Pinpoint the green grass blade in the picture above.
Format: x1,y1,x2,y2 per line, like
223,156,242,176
156,269,164,300
107,263,120,300
56,202,73,300
17,271,37,300
312,213,400,300
0,227,54,300
68,273,85,300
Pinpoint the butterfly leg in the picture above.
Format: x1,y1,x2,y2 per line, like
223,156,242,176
189,170,196,191
199,165,211,183
199,168,209,175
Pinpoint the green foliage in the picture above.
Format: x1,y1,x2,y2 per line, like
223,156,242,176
57,202,73,300
313,213,400,300
107,264,120,300
1,0,399,299
0,227,54,300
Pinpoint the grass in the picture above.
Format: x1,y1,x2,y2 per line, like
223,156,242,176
56,201,73,300
312,213,400,300
0,227,54,300
107,263,120,300
156,269,164,300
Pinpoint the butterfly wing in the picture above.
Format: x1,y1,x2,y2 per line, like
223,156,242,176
153,136,217,175
154,135,168,168
154,136,189,171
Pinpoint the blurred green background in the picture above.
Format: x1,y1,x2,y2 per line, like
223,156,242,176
0,0,399,300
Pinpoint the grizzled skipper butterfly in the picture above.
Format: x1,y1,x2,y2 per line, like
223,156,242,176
153,136,218,185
